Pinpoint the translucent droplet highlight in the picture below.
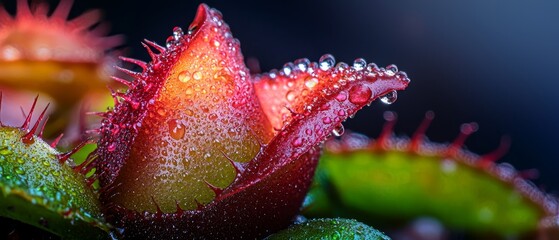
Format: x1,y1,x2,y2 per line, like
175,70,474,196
168,119,186,140
380,90,398,105
332,124,345,137
319,54,335,71
353,58,367,71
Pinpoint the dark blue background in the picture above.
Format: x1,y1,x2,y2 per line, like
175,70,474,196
7,0,557,193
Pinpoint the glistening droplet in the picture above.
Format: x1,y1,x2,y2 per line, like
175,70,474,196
305,77,319,89
292,137,303,147
353,58,367,71
380,90,398,105
178,71,191,82
168,119,186,140
385,64,398,77
348,85,372,104
294,58,310,72
332,124,345,137
282,63,293,76
319,54,335,71
173,27,184,40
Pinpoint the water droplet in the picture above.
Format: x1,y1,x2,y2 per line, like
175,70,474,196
286,91,296,102
335,92,347,102
0,147,12,156
178,71,191,82
397,71,411,84
337,109,346,116
305,77,319,89
168,119,186,140
322,117,332,124
380,90,398,104
107,143,116,152
366,63,379,71
173,27,184,41
212,39,221,47
294,58,310,72
332,124,345,137
292,137,303,147
348,85,373,104
282,63,292,76
353,58,367,71
208,113,218,121
336,62,349,72
165,36,176,48
319,54,335,71
385,64,398,76
193,71,203,80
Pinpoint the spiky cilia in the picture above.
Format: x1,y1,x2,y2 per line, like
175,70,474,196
86,4,409,239
304,112,559,239
0,95,109,239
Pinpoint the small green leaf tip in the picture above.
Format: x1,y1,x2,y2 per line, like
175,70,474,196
0,126,109,239
265,218,390,240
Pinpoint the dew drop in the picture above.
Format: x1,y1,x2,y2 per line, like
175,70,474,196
286,91,296,102
208,113,218,121
332,124,345,137
380,90,398,104
353,58,367,71
348,85,373,104
294,58,310,72
292,137,303,147
212,39,221,47
193,71,203,80
335,92,347,102
337,109,346,116
336,62,349,72
322,117,332,124
0,147,12,156
397,71,411,84
107,143,116,152
168,119,186,140
282,63,292,76
319,54,335,71
165,36,176,48
178,71,191,82
173,27,184,41
385,64,398,76
305,77,319,89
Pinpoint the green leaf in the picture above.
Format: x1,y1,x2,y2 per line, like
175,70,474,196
265,218,390,240
304,132,555,238
0,126,109,239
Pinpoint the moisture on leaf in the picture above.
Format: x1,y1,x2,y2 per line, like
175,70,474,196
304,112,558,239
0,97,109,239
265,218,390,240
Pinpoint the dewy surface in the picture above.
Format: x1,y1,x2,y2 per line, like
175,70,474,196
0,123,107,238
106,5,274,213
91,4,409,238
